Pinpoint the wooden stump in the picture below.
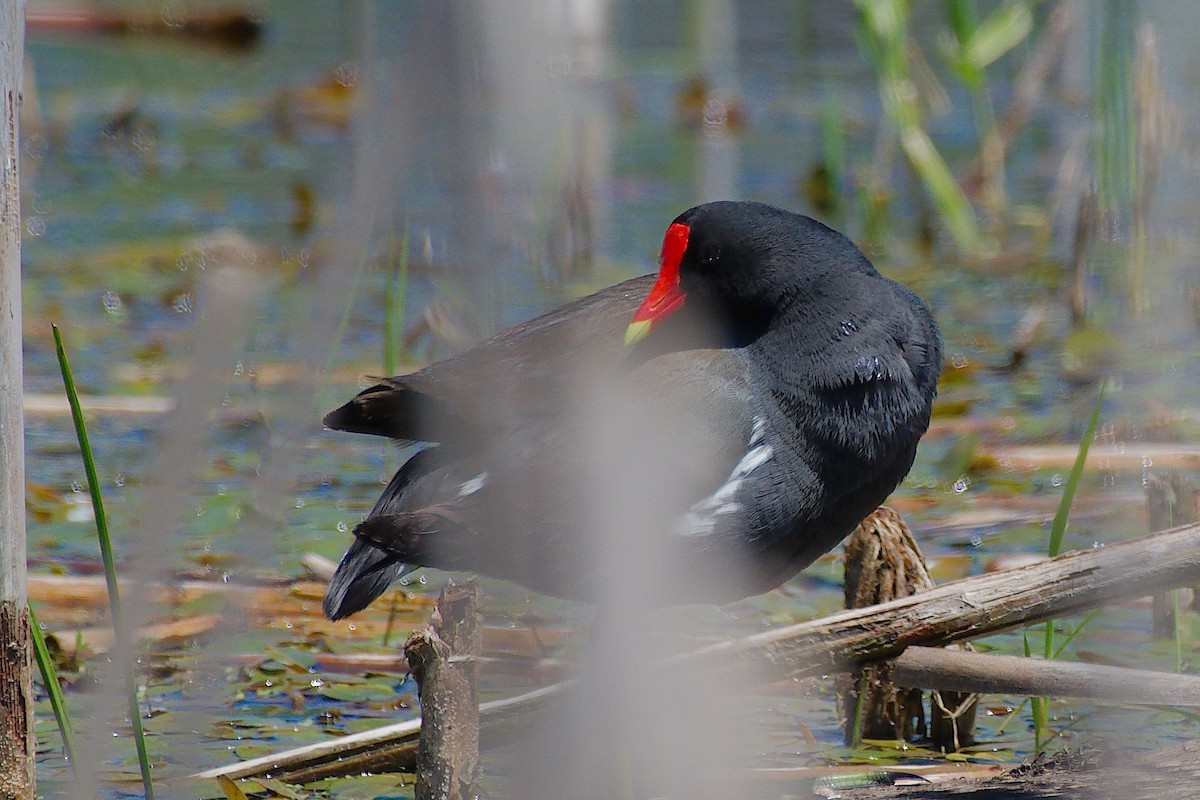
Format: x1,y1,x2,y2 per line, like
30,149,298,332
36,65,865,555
405,578,481,800
842,507,976,750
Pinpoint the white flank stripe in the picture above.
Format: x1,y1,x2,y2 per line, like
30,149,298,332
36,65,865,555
678,416,771,536
456,472,488,498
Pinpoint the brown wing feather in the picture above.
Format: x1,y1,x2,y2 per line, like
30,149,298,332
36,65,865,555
323,274,656,444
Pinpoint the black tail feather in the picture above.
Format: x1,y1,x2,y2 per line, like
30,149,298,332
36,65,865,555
322,381,422,439
323,379,470,443
322,537,412,620
323,448,448,620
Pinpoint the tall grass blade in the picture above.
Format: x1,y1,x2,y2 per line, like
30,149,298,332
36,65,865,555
943,0,1026,215
958,1,1032,73
993,696,1027,736
1024,630,1046,750
1046,386,1106,560
1052,608,1100,659
319,208,378,410
383,226,411,377
1015,387,1104,753
381,591,401,648
29,604,77,770
1173,589,1184,673
849,672,868,748
820,101,846,220
854,0,981,251
1041,386,1105,682
53,324,156,799
1095,1,1136,217
945,0,978,58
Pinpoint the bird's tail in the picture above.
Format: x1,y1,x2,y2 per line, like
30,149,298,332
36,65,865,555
323,448,448,620
322,535,416,620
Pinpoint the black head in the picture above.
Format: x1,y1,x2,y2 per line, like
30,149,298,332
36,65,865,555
626,201,879,349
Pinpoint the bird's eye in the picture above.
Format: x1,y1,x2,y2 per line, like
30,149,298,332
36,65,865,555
699,246,721,267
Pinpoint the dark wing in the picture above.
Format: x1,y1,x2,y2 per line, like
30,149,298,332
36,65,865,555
326,347,762,604
324,274,656,445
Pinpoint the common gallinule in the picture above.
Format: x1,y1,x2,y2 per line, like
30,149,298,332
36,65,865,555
322,201,941,619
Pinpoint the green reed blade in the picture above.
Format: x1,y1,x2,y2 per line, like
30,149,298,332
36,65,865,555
53,324,155,799
29,604,77,770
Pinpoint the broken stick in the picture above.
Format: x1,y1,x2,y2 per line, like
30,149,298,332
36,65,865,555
405,578,481,800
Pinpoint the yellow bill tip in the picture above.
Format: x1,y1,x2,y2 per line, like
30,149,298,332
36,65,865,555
624,319,652,347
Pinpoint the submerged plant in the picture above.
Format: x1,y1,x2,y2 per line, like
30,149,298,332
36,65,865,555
1024,385,1105,752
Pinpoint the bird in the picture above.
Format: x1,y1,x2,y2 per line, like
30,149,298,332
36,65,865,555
321,201,941,620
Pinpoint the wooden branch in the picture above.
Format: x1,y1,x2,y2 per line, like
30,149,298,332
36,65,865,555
25,6,263,50
192,682,565,783
300,553,337,582
681,521,1200,681
984,442,1200,471
892,646,1200,707
196,521,1200,784
22,392,174,417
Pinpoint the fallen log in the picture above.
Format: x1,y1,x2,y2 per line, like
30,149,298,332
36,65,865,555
985,442,1200,471
192,683,565,784
722,760,1006,786
682,520,1200,681
299,553,337,582
891,646,1200,707
25,572,436,624
25,5,263,50
196,521,1200,784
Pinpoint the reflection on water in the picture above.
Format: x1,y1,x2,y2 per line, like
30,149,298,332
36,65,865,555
19,0,1200,794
